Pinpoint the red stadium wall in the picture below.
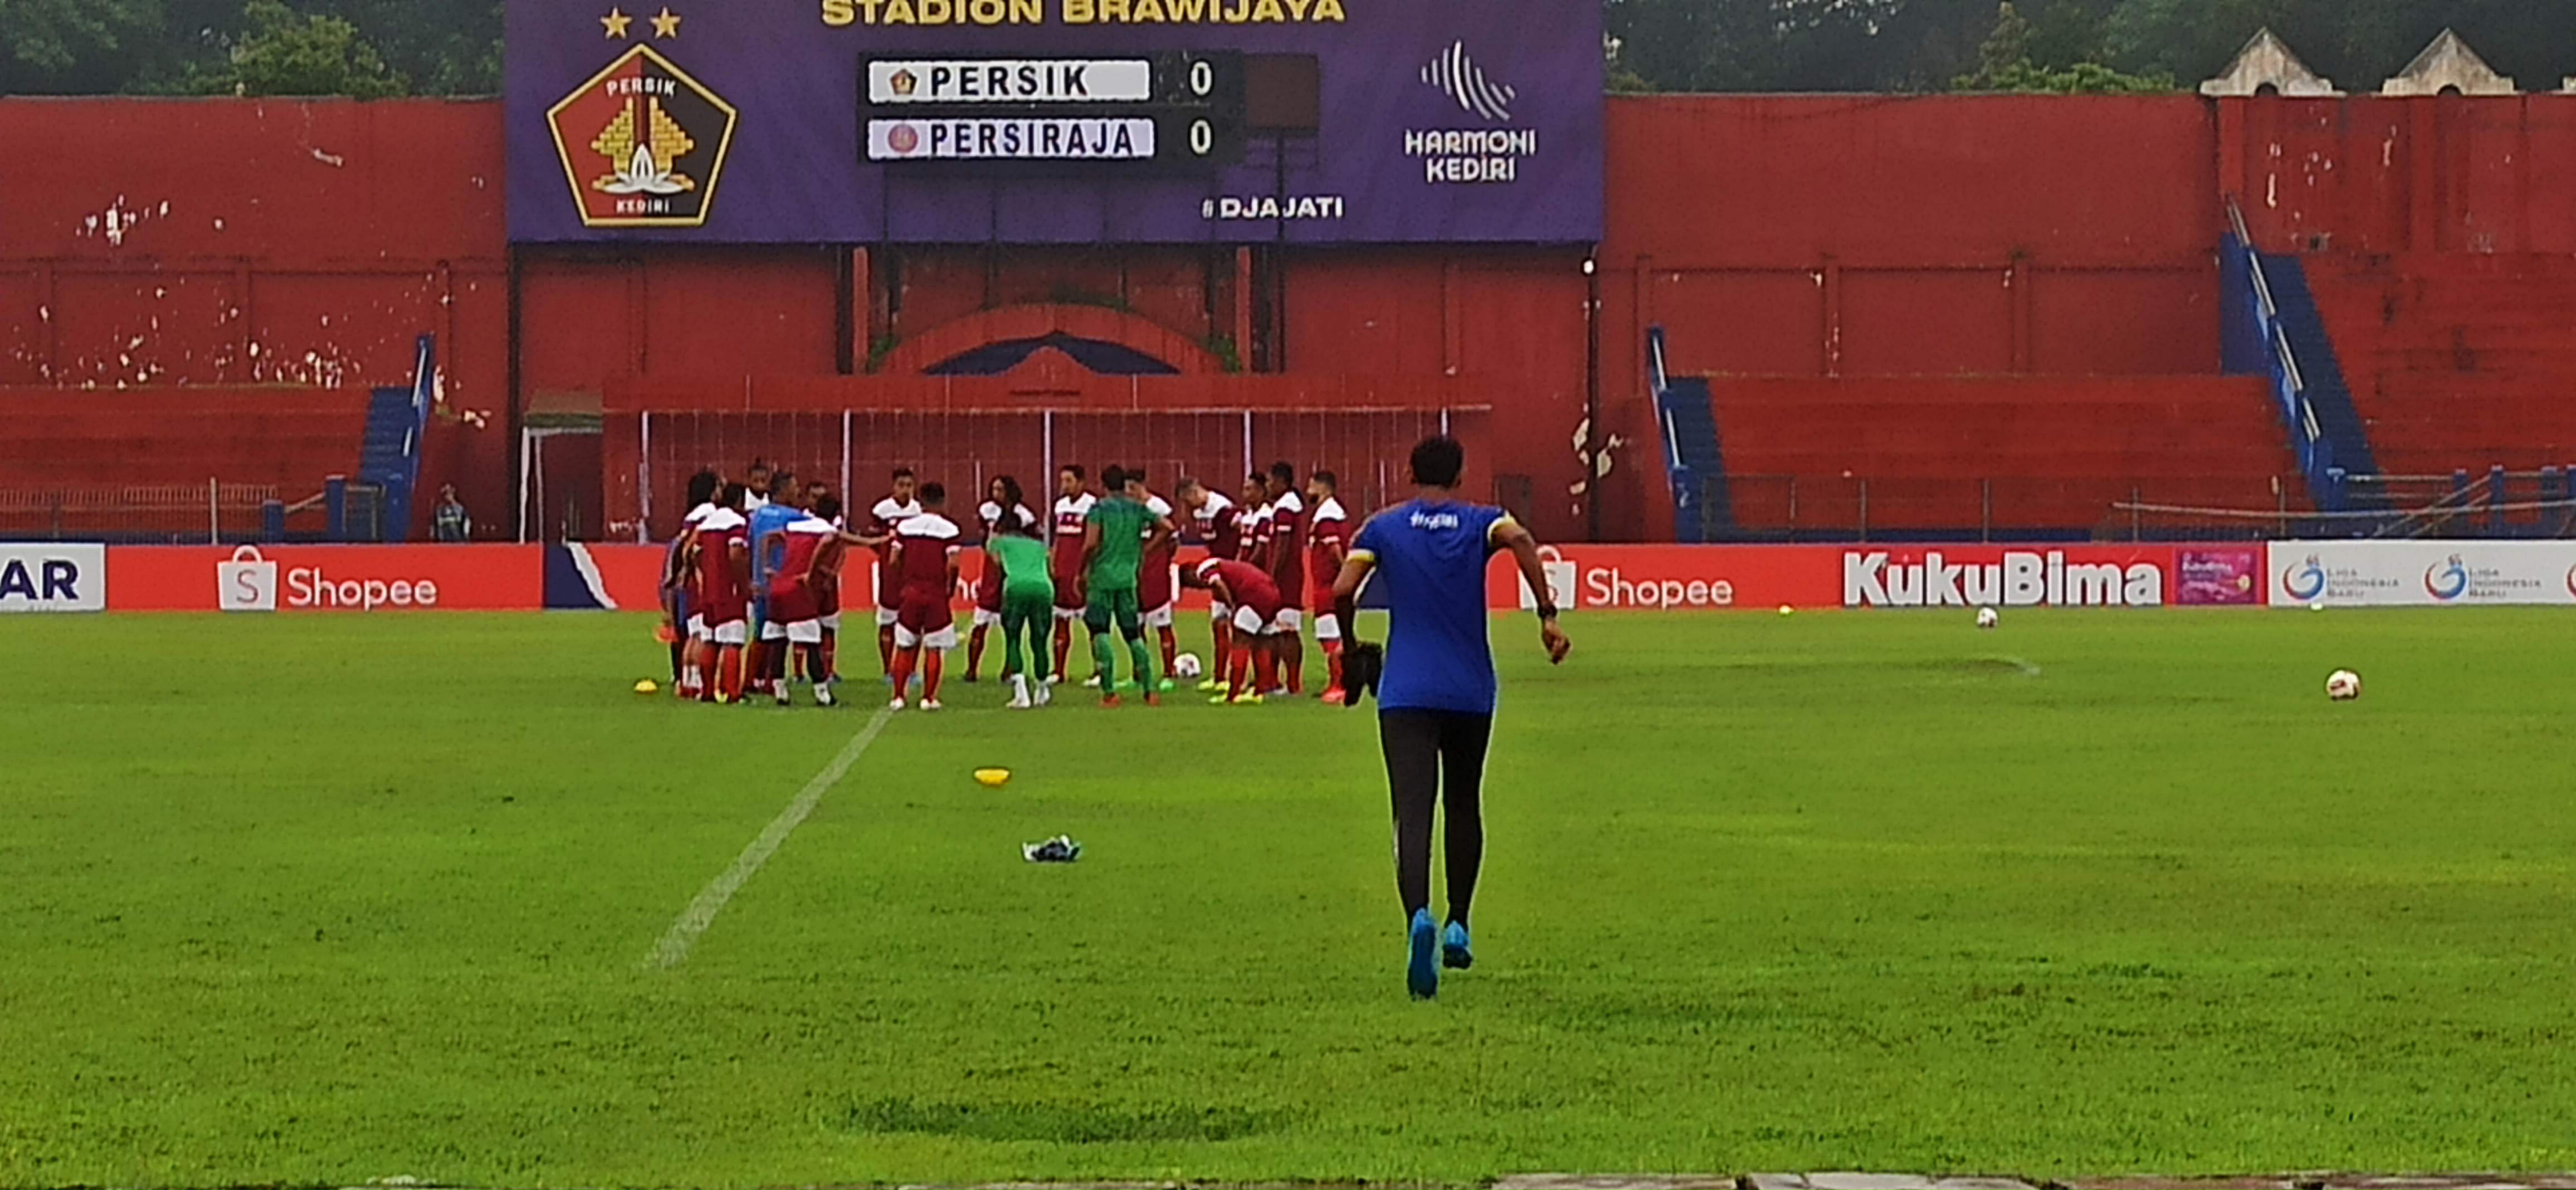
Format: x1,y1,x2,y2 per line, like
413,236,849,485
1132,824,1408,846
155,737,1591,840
0,98,514,536
9,92,2567,547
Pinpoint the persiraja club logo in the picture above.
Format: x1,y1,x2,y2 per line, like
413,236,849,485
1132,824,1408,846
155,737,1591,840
547,43,738,228
2424,555,2471,601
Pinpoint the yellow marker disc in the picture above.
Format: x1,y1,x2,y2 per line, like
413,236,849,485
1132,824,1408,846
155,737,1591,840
633,679,661,695
974,768,1012,788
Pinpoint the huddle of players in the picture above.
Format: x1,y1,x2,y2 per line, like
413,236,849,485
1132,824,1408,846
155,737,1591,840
662,457,1355,711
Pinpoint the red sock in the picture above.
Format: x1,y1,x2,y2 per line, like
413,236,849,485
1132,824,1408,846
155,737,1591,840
819,631,837,682
716,645,745,703
1256,643,1279,693
1284,641,1304,694
1158,626,1178,675
877,625,896,674
1211,621,1233,677
1228,645,1253,698
684,640,711,699
1323,638,1345,692
744,641,769,695
1052,620,1073,681
889,647,918,700
967,624,988,677
924,650,945,703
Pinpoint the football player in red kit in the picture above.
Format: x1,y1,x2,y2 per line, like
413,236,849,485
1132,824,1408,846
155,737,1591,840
965,474,1037,682
762,499,846,708
1183,557,1287,705
867,468,924,681
1259,461,1308,695
1047,465,1097,684
1304,470,1354,703
886,482,963,711
1177,477,1241,692
1133,472,1182,690
685,482,753,704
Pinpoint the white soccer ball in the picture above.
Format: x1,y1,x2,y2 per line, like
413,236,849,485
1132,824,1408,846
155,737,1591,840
2326,669,2362,701
1173,652,1204,681
1975,607,1999,630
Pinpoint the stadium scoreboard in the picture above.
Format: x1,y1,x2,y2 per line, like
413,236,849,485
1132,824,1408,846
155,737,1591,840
862,52,1256,168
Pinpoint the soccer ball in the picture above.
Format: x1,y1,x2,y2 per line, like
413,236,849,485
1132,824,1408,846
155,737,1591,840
1173,652,1204,680
2326,669,2362,701
1975,607,1999,630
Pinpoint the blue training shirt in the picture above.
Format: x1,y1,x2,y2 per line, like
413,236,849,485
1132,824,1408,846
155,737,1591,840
747,503,802,587
1350,499,1518,715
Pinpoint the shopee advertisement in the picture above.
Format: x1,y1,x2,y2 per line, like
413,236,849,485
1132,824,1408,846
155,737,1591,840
110,545,542,612
1485,544,1842,611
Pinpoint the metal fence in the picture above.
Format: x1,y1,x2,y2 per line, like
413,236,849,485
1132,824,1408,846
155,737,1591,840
1700,471,2576,544
616,407,1493,541
0,479,387,544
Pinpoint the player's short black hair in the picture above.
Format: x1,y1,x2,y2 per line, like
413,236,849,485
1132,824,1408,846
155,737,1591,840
686,470,720,507
1269,461,1296,486
919,481,947,506
812,495,843,524
1409,436,1465,489
771,470,797,495
1125,467,1149,488
719,481,749,510
1178,476,1204,494
1100,465,1128,490
892,467,915,481
1311,470,1338,490
747,459,772,476
1061,464,1086,481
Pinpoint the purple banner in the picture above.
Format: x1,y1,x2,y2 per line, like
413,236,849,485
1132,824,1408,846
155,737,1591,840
2176,548,2264,606
506,0,1603,244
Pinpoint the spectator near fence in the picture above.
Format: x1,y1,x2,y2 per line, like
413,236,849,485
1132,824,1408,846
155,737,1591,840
433,485,472,542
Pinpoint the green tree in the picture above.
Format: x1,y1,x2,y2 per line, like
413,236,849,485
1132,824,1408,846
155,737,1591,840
0,0,183,94
189,0,407,96
1955,2,2177,91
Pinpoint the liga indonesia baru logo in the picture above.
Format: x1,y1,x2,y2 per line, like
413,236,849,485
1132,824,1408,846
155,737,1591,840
2424,555,2470,601
2281,554,2328,602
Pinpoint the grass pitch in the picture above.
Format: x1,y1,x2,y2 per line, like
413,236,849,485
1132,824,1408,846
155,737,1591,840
4,608,2575,1187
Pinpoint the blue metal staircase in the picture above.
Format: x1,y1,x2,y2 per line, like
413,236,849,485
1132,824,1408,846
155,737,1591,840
354,335,437,542
1646,326,1730,542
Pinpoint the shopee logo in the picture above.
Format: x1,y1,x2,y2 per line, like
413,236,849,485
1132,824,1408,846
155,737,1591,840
287,567,441,610
1583,566,1735,608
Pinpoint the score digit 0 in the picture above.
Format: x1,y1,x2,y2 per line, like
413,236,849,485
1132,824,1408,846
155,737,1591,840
1191,59,1214,97
1191,119,1213,155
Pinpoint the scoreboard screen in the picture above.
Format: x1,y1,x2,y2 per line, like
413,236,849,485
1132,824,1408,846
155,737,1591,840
862,53,1247,168
506,0,1603,245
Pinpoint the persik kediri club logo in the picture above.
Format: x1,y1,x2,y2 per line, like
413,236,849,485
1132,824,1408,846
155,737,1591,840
547,21,737,230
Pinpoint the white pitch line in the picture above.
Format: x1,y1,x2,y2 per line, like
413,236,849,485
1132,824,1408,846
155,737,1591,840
644,705,896,970
2001,656,2044,677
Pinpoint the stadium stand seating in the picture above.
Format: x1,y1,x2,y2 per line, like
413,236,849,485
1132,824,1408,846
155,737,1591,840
0,389,369,540
1700,376,2301,539
2303,253,2576,477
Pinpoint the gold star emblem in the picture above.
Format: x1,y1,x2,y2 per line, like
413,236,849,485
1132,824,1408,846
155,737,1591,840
600,7,632,37
650,7,682,37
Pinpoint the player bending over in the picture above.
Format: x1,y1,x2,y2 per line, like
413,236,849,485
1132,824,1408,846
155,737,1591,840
885,482,961,711
1182,556,1287,705
966,475,1038,682
663,469,721,694
1074,466,1175,708
1047,465,1097,684
1331,435,1569,1000
985,505,1057,709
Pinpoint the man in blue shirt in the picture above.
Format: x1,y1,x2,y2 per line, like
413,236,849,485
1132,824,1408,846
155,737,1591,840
745,471,806,703
1331,435,1570,1000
